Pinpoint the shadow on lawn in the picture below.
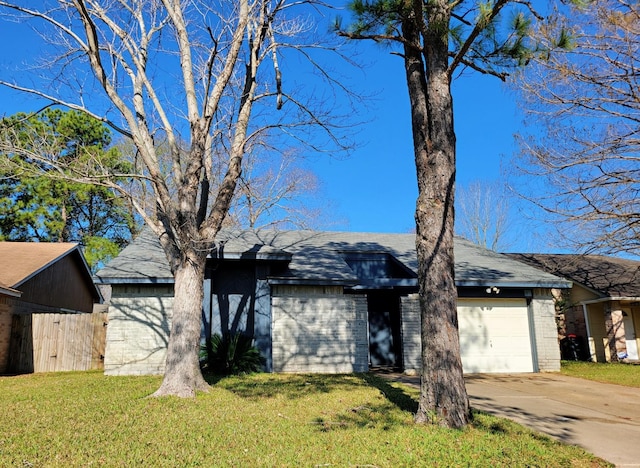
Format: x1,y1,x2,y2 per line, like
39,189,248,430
469,400,575,442
203,373,227,386
311,374,420,432
208,372,420,412
366,373,560,441
209,373,371,400
312,401,411,432
361,373,419,414
206,372,559,437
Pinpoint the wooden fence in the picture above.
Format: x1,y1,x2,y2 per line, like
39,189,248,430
8,312,108,374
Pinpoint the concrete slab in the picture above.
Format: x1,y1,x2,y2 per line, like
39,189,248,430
380,372,640,467
466,374,640,467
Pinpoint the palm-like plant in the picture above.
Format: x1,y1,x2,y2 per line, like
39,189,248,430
201,333,265,375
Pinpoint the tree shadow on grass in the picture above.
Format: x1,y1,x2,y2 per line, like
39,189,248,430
210,373,370,400
363,373,555,441
308,373,419,433
471,408,560,445
202,372,227,386
205,372,420,431
361,373,419,414
312,401,412,432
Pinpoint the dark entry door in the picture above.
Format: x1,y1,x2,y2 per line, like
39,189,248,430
368,293,402,368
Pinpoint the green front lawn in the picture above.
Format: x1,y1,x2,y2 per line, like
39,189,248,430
0,371,607,467
561,360,640,388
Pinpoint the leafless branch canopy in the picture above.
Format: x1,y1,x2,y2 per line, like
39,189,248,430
455,179,512,251
0,0,357,270
512,0,640,256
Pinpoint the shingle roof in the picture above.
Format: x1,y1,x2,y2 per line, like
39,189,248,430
0,242,80,288
94,228,172,283
506,253,640,298
0,280,21,297
98,229,570,289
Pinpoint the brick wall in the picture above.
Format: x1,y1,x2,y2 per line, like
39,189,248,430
530,288,561,372
104,285,173,376
271,290,368,373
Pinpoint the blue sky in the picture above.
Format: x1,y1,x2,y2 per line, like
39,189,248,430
0,5,546,252
312,46,521,235
305,41,540,252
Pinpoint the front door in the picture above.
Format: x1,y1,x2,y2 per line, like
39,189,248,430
623,312,639,360
368,293,402,368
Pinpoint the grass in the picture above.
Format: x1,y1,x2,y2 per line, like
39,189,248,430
0,371,608,467
561,360,640,387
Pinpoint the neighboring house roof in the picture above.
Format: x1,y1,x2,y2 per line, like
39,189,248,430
0,280,21,298
0,242,102,300
97,229,571,289
0,242,79,288
506,253,640,298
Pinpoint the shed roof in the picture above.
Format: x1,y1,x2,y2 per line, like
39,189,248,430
0,280,21,297
506,253,640,298
0,242,79,288
97,229,570,289
0,242,101,300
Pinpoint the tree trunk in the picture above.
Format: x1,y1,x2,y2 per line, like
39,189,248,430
403,4,470,428
152,249,210,397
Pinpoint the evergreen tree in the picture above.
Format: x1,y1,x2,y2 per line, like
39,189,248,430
339,0,560,428
0,109,137,270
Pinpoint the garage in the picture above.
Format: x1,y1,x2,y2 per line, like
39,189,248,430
458,298,534,373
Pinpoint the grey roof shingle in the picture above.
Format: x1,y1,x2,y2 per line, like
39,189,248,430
96,229,571,288
95,229,173,283
506,253,640,298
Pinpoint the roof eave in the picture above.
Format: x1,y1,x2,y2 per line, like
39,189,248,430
268,277,571,289
580,296,640,305
209,252,292,262
352,278,418,288
0,285,22,297
268,277,358,287
455,280,573,289
95,277,175,285
12,245,103,303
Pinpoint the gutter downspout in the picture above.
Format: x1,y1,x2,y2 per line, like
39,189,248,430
582,303,595,361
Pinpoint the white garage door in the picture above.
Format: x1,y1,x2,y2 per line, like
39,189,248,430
458,298,534,373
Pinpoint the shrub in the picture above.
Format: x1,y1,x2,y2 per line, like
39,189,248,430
201,332,265,375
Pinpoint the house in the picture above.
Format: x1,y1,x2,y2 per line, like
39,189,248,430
0,242,104,374
96,229,571,376
507,254,640,363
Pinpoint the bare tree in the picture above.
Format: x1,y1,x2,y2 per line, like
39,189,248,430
0,0,354,397
512,0,640,256
114,135,325,231
455,180,511,251
230,147,323,229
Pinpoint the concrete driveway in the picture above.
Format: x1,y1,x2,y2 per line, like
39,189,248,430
465,374,640,467
383,372,640,467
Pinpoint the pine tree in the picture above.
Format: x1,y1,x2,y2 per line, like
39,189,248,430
339,0,554,428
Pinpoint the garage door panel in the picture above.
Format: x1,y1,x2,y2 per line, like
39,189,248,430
461,354,533,374
458,298,534,373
